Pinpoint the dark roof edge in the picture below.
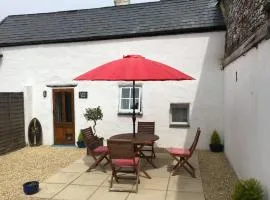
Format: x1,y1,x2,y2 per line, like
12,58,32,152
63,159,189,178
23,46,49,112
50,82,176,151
0,16,8,26
0,26,226,48
4,1,159,19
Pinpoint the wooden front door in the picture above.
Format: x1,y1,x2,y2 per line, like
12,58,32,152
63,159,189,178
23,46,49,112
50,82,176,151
53,88,75,145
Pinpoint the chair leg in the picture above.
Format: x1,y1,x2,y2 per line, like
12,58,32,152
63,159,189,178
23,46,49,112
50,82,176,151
87,153,108,172
172,159,185,176
172,157,195,177
172,157,182,170
103,155,110,167
109,171,114,191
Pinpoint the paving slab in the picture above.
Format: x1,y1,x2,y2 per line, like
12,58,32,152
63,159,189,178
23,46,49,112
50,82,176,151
139,177,169,190
168,176,203,192
171,167,201,178
35,150,205,200
143,166,171,178
101,176,136,191
52,185,97,200
61,163,89,173
73,155,94,165
31,183,66,199
166,191,205,200
44,172,81,184
127,189,166,200
72,173,109,186
89,187,129,200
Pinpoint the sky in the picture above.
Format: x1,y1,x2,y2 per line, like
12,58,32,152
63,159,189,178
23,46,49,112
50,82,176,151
0,0,159,20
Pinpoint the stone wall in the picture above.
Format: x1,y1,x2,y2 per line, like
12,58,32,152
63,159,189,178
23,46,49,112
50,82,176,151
220,0,268,57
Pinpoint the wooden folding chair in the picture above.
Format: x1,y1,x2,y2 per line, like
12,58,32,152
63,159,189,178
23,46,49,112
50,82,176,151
107,139,140,193
81,127,109,172
137,121,156,159
167,128,201,177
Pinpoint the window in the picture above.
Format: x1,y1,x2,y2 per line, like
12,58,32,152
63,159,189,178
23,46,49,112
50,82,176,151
119,86,142,114
170,103,190,127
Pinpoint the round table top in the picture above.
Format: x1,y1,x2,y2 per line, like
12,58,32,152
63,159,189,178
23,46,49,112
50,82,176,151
110,133,159,144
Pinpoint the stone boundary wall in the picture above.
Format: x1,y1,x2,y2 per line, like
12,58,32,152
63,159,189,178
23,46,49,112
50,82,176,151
220,0,268,57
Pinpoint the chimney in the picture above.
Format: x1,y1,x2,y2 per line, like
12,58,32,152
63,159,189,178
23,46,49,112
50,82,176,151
114,0,130,6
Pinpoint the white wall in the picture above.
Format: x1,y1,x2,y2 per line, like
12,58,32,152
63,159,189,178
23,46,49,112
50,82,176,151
0,32,225,149
224,39,270,198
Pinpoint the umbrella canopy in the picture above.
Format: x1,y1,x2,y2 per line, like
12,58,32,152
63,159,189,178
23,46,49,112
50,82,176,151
75,55,194,81
74,55,194,136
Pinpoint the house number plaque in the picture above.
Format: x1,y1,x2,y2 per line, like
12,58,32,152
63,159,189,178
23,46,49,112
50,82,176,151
79,91,88,99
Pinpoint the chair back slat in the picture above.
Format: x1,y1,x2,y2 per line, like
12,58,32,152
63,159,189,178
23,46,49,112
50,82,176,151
107,139,135,159
188,128,201,154
137,122,155,135
81,127,100,150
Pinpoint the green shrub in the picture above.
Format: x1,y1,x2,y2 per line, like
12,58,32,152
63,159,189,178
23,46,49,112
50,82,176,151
84,106,103,135
210,130,221,145
232,178,264,200
77,131,84,142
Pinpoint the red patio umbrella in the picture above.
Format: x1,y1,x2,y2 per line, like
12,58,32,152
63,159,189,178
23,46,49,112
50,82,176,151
74,55,194,136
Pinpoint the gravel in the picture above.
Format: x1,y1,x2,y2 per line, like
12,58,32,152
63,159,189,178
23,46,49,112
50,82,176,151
198,150,239,200
0,146,84,200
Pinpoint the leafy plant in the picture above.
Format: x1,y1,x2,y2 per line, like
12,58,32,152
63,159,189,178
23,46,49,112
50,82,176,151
232,178,264,200
210,130,221,145
84,106,103,135
77,131,84,142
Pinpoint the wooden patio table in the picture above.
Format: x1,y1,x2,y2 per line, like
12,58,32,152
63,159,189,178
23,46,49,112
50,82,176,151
110,133,159,179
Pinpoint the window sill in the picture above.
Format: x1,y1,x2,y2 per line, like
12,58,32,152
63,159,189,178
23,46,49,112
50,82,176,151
118,112,143,116
169,123,190,128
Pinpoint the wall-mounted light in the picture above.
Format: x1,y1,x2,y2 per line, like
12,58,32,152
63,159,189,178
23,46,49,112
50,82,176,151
43,90,47,98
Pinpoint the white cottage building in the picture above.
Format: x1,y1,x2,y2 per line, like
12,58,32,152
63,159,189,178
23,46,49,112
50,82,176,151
1,0,270,196
0,0,225,148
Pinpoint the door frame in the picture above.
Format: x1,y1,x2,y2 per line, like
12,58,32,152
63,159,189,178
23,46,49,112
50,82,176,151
52,88,75,145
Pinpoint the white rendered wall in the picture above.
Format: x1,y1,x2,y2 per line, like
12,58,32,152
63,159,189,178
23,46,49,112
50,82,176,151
224,40,270,198
0,32,225,149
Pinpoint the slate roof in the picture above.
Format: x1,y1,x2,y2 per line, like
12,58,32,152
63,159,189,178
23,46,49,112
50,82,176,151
0,0,225,47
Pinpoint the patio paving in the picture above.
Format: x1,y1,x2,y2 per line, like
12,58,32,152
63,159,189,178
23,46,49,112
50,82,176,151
31,152,204,200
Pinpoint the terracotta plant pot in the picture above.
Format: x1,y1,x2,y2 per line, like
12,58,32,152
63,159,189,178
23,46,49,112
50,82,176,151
209,144,224,152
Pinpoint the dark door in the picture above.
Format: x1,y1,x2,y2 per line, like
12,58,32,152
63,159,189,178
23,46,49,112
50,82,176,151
53,89,75,145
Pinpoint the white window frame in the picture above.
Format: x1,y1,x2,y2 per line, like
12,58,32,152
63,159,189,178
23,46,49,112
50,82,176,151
119,85,142,114
170,103,190,127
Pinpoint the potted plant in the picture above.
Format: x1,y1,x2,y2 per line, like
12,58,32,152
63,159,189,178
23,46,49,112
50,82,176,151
209,130,224,152
232,178,264,200
84,106,104,145
76,131,86,148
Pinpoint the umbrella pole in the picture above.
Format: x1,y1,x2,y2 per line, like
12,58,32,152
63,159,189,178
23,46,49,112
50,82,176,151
132,80,136,137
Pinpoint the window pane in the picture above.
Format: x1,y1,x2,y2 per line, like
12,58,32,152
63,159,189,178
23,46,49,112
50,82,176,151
65,92,72,122
131,88,139,98
121,99,130,109
172,107,188,122
55,93,62,122
130,98,139,109
122,88,130,98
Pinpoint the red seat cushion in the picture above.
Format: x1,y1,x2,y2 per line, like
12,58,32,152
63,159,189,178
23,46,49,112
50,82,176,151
167,148,190,156
112,157,139,167
93,146,108,154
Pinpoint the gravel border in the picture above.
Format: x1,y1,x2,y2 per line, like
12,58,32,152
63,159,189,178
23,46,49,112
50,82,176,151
198,150,239,200
0,146,84,200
